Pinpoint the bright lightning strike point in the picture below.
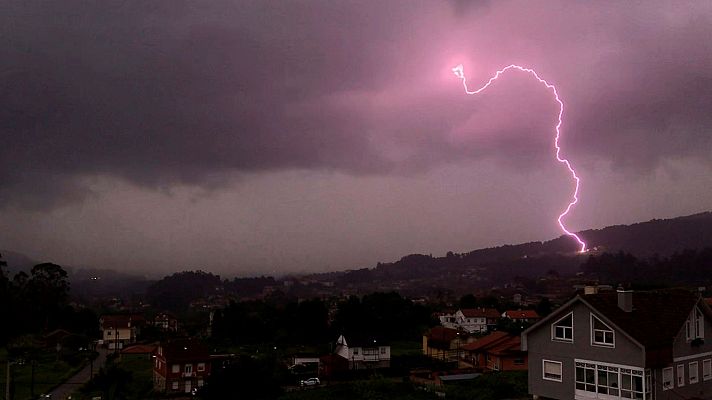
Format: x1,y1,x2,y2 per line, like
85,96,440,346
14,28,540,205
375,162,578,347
452,63,586,253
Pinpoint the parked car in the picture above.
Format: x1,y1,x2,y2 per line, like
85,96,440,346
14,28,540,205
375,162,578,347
300,377,320,387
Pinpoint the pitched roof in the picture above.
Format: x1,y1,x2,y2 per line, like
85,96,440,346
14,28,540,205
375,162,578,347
100,315,133,329
460,308,500,319
337,334,389,348
580,289,700,349
462,331,509,351
161,339,209,361
426,326,462,342
503,310,540,319
121,344,157,354
488,336,523,356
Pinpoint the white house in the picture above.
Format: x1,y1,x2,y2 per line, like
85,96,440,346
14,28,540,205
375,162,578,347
442,308,500,333
335,334,390,370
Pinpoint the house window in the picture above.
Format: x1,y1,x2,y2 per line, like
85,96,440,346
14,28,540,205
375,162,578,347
686,307,704,340
662,367,673,390
380,347,386,355
703,359,712,381
551,312,573,342
198,379,204,387
353,348,359,355
591,314,614,347
620,369,643,399
106,331,112,336
171,381,179,390
514,358,525,365
677,364,685,387
689,361,698,384
543,360,563,382
645,370,652,400
576,360,643,398
197,363,205,372
171,364,179,373
184,364,193,374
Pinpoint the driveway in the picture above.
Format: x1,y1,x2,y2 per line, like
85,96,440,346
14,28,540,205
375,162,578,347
47,347,109,399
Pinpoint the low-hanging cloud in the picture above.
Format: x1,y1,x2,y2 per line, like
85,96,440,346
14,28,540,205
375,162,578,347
1,1,711,209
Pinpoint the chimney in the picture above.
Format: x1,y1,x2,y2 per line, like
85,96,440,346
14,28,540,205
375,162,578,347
617,285,633,312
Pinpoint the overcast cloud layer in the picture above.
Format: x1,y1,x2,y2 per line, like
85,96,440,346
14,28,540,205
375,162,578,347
1,1,711,275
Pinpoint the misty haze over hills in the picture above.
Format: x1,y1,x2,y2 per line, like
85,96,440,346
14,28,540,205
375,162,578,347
3,211,711,284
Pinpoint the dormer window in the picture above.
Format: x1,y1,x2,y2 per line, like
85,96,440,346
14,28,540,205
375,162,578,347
686,307,704,341
591,314,615,347
552,312,573,342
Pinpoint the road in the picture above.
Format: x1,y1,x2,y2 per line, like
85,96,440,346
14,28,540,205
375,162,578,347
47,348,108,399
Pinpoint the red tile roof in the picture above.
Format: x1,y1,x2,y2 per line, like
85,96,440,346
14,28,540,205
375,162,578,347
426,326,462,342
121,344,157,354
462,331,509,352
488,336,522,356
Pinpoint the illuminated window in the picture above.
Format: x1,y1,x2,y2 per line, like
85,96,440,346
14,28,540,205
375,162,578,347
552,312,573,342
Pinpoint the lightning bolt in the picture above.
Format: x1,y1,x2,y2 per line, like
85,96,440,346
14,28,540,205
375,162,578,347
452,63,586,253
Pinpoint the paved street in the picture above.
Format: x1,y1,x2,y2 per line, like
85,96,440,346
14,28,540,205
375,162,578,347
47,348,109,399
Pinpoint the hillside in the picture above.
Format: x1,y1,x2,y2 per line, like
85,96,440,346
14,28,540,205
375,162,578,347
316,211,712,294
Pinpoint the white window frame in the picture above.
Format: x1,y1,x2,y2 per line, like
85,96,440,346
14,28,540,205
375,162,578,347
171,381,179,390
689,361,699,384
184,364,193,374
686,306,704,341
703,359,712,381
543,359,563,382
551,312,574,343
171,364,179,373
662,367,673,390
197,362,205,372
590,313,615,348
677,364,685,387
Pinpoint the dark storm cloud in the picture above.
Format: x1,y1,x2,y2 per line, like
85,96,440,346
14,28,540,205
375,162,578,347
1,1,711,208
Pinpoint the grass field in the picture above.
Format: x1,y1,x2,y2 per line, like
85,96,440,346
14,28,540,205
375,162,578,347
1,348,86,400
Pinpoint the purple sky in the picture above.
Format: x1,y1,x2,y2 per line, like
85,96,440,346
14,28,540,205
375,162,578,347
1,1,711,276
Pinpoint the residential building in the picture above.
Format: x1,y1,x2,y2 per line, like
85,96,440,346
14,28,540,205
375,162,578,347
153,339,211,395
502,309,541,324
456,308,501,333
522,288,712,400
153,312,179,332
437,308,500,333
334,334,390,369
423,326,472,362
99,314,140,350
437,311,460,330
462,331,527,371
